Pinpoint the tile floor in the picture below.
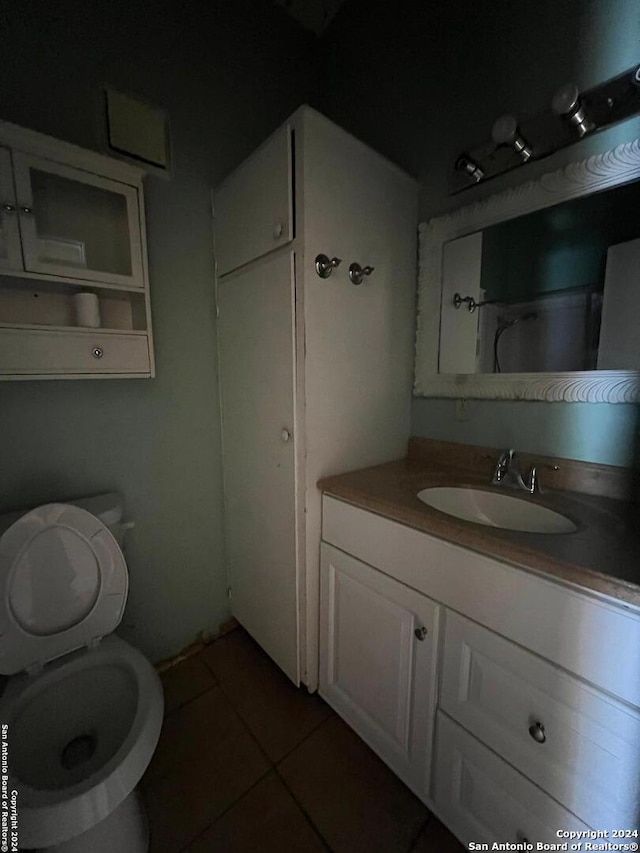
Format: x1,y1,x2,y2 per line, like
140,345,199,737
142,627,464,853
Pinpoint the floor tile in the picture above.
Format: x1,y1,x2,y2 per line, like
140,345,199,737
160,655,217,715
411,816,465,852
200,628,266,682
186,771,327,852
220,652,331,762
278,715,429,853
141,687,270,853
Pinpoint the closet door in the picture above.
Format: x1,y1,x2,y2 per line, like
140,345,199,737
213,124,293,276
0,147,22,272
217,250,299,684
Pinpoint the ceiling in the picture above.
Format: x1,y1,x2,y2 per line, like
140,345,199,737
272,0,350,35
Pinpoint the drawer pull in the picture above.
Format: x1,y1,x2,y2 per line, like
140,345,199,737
414,626,428,641
528,721,546,743
92,347,104,359
2,202,15,214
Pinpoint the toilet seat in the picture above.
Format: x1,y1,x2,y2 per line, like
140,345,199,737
0,503,128,675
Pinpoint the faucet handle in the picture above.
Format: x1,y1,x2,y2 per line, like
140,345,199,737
493,448,513,483
524,466,539,494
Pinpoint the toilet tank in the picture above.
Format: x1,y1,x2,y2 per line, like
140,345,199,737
0,493,132,545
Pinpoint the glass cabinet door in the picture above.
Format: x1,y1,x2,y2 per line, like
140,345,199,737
12,153,144,288
0,147,23,273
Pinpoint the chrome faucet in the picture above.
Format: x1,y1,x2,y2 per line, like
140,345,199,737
491,448,539,494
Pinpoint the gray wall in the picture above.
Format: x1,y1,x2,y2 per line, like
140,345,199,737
322,0,640,466
0,0,319,662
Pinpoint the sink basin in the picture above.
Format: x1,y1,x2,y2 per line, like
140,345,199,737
416,487,577,534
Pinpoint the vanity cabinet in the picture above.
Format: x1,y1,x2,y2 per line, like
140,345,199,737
320,544,438,795
320,494,640,842
0,120,154,379
214,107,418,687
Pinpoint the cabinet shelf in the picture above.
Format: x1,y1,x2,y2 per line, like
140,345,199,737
2,268,146,294
0,322,148,336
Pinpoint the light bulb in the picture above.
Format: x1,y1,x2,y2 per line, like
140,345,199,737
491,114,533,161
455,154,484,183
552,83,595,137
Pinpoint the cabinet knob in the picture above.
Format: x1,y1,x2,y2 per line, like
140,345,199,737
280,428,292,442
414,626,428,641
2,202,15,214
274,221,284,239
92,347,104,359
20,205,33,215
528,721,546,743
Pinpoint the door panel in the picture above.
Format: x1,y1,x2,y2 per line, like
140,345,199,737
0,147,22,272
320,543,438,795
214,124,292,276
439,232,482,373
217,251,299,684
13,152,143,288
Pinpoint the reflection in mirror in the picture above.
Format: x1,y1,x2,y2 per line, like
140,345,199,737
439,180,640,375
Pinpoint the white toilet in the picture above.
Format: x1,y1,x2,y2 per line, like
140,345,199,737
0,495,164,852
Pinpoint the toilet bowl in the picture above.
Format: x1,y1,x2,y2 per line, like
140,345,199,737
0,498,164,852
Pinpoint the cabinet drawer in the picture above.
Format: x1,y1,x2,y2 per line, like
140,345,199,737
440,610,640,829
0,327,150,374
434,713,590,845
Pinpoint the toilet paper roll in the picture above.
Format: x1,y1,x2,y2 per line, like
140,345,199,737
74,292,101,328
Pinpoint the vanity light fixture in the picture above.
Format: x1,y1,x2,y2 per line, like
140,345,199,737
491,114,533,161
551,82,595,137
455,154,484,183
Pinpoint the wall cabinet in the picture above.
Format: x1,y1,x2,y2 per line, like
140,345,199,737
0,120,154,379
320,494,640,843
214,107,418,687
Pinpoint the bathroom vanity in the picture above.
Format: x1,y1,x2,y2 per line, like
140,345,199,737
319,440,640,842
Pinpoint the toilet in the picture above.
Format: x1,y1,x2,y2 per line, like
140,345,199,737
0,495,164,852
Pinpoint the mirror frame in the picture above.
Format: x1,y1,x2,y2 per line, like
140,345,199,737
414,138,640,403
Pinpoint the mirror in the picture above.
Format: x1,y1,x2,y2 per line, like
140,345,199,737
414,138,640,403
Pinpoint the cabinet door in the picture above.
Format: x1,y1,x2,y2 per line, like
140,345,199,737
434,713,591,847
213,124,292,276
320,543,439,796
12,152,144,288
439,232,483,373
217,251,299,684
0,147,22,272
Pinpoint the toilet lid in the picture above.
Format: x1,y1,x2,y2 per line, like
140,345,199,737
0,504,128,674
